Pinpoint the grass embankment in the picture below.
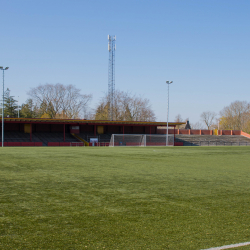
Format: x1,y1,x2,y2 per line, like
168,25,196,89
0,147,250,249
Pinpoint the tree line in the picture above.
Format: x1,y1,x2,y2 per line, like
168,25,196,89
95,90,156,121
175,101,250,133
1,83,156,121
2,83,250,133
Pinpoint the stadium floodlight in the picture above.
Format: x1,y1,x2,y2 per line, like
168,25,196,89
166,81,173,146
18,96,19,118
1,66,9,147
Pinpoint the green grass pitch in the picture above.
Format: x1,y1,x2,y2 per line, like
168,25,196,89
0,146,250,249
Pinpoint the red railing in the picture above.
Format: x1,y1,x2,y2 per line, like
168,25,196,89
0,142,43,147
89,142,110,147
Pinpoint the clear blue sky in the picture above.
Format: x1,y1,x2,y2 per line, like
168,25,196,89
1,0,250,124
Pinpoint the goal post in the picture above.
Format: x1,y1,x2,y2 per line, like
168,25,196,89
109,134,174,147
109,134,145,147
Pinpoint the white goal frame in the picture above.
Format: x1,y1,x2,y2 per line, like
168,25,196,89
109,134,174,147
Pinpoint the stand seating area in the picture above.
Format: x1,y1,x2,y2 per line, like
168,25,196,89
0,132,36,142
33,133,78,146
175,135,250,146
0,132,79,146
1,131,250,147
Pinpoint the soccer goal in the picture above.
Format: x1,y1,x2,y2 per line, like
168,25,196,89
109,134,174,147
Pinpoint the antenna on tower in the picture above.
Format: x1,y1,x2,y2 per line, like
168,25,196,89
108,35,116,120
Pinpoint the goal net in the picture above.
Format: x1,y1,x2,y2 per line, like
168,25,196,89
109,134,174,147
146,134,174,146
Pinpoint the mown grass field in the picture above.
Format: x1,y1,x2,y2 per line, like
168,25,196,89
0,146,250,249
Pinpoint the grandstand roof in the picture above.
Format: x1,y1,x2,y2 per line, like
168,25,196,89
4,118,185,127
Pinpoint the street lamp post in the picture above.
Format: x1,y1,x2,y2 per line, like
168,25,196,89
18,96,19,118
166,81,173,146
0,67,9,147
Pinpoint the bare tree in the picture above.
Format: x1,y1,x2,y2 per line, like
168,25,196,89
28,83,92,118
95,90,156,121
200,111,217,130
219,101,250,132
174,114,185,129
190,121,205,129
175,114,182,123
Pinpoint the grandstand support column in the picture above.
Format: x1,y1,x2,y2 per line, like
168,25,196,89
63,124,65,142
94,125,96,137
123,126,124,141
174,126,176,143
30,124,32,142
150,126,151,142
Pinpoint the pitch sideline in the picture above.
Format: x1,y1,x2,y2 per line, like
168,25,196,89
202,241,250,250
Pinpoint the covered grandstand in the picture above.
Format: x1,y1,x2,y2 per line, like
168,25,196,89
0,118,184,146
1,118,250,146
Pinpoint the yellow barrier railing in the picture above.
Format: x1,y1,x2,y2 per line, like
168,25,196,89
71,133,89,146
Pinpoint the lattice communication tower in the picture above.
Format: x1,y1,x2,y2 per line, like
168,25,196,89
108,35,116,120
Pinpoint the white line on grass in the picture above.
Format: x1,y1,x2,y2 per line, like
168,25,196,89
202,241,250,250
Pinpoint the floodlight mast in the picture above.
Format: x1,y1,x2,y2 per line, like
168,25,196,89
108,35,116,120
166,81,173,146
0,67,9,147
18,96,19,118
